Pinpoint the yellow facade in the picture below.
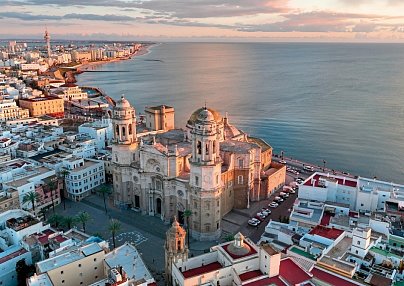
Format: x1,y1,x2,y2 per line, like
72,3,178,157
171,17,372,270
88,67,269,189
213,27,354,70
19,96,64,117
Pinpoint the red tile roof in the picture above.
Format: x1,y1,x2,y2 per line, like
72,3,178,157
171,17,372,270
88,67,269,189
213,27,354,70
244,276,287,286
320,213,332,226
52,234,68,243
279,258,311,285
38,235,49,245
42,229,55,235
304,174,357,188
311,267,359,286
239,270,263,281
0,248,28,264
309,225,344,240
182,262,222,278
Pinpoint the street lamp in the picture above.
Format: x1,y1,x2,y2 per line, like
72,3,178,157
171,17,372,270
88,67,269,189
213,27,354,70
323,160,327,172
281,151,284,161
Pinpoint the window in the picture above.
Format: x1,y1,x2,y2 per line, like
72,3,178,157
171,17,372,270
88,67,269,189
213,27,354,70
94,258,97,262
94,267,98,270
238,175,243,184
357,241,360,245
197,141,202,155
205,143,209,155
62,280,65,284
238,159,244,168
61,271,64,274
78,264,82,267
195,176,199,186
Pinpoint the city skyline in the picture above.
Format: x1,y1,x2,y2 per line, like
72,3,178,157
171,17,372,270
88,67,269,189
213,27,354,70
2,0,404,42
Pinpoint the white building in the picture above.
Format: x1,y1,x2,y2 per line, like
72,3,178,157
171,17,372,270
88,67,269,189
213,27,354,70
78,116,113,151
0,210,48,286
62,157,105,201
0,99,30,122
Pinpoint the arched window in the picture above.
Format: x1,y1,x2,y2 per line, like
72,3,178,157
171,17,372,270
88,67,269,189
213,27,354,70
197,141,202,155
129,124,132,135
122,126,126,137
115,125,119,136
205,143,209,155
213,141,216,153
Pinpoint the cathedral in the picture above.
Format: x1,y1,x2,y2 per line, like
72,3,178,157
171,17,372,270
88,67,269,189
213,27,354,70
111,96,286,241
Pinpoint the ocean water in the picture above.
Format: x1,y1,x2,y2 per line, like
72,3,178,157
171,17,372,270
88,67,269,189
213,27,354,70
77,42,404,183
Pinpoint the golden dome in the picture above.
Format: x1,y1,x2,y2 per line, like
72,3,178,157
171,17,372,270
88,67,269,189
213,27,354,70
187,107,223,126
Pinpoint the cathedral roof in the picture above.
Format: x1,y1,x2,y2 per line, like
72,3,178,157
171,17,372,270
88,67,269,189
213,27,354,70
115,95,132,110
187,107,223,126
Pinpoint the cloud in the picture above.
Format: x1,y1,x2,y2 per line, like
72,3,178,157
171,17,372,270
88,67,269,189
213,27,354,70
0,11,137,22
6,0,291,18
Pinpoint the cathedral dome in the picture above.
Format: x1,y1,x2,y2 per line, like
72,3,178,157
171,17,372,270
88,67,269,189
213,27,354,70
226,232,251,257
187,107,223,126
115,95,131,110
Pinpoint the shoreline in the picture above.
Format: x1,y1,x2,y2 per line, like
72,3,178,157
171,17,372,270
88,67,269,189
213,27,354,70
71,44,154,80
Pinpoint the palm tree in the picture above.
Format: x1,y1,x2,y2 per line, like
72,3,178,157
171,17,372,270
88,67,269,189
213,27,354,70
108,219,121,249
23,191,40,212
182,209,192,248
60,169,70,210
97,185,111,214
48,214,64,228
62,216,76,229
76,212,90,233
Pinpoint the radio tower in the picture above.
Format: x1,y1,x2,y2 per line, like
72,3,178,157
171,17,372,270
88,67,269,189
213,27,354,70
44,27,51,64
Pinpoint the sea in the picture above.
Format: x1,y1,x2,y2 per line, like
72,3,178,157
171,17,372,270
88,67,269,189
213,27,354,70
76,42,404,184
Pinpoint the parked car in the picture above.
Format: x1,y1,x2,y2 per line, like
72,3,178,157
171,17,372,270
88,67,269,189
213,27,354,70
269,202,279,208
289,189,296,194
274,196,284,202
304,165,315,172
248,219,260,226
280,192,289,198
279,160,287,164
254,215,265,222
283,186,293,192
262,209,272,216
257,212,267,219
296,178,304,184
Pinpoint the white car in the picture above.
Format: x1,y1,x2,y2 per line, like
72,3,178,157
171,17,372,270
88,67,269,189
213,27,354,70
279,160,287,164
257,212,267,219
269,202,279,208
248,219,259,226
262,209,272,216
289,189,296,194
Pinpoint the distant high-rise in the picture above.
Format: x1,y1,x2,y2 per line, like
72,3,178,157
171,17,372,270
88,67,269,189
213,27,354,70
44,28,51,63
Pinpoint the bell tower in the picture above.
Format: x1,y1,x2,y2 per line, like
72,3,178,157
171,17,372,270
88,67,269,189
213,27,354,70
189,107,222,241
165,217,188,284
111,96,138,206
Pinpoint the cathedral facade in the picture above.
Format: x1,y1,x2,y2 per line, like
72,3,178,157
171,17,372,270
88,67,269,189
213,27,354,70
112,97,286,241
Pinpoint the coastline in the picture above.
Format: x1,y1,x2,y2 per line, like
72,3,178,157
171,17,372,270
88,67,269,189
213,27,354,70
71,44,154,79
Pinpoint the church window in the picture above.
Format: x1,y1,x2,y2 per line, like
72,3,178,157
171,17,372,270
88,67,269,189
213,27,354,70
205,143,209,155
177,241,181,251
205,224,210,232
195,176,199,186
217,222,219,229
197,141,202,155
238,175,243,184
238,159,244,168
205,202,210,210
115,125,119,136
217,200,220,207
129,124,132,134
216,175,219,184
194,202,197,208
213,141,216,153
122,126,126,137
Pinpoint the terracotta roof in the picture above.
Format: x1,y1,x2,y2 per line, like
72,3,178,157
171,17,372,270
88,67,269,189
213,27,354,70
239,270,263,281
244,276,287,286
182,262,222,278
311,267,359,286
0,248,28,264
279,258,311,285
309,225,344,240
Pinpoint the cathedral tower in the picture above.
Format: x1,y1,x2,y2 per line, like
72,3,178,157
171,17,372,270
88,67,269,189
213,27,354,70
111,96,138,206
165,217,188,284
189,107,223,240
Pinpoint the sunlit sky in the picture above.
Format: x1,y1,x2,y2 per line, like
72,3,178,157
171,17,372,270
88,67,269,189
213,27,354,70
2,0,404,41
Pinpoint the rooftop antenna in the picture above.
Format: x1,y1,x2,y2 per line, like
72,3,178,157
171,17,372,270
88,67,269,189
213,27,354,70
204,100,207,110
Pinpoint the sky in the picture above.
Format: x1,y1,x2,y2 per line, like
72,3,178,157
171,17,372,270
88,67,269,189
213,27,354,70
2,0,404,41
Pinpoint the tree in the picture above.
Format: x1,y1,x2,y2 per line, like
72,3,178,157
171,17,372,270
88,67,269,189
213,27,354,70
16,259,35,286
62,216,76,229
39,208,47,221
60,169,70,210
23,191,40,212
108,219,121,249
76,211,90,233
97,185,111,214
182,209,192,248
48,214,64,228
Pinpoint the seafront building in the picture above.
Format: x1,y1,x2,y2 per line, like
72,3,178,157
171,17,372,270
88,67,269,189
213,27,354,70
19,96,64,118
111,96,286,240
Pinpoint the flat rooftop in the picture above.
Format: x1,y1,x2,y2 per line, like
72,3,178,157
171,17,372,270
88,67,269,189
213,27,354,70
182,262,222,278
309,225,344,240
311,267,359,286
37,242,102,273
304,174,357,188
0,247,28,264
279,258,312,285
105,242,153,283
